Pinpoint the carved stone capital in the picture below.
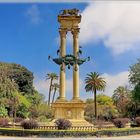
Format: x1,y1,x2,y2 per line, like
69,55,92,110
71,28,80,38
59,28,67,38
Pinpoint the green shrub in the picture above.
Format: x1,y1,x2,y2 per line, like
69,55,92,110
135,117,140,126
0,128,140,137
93,120,105,129
15,117,23,123
55,119,72,130
0,118,9,127
21,119,38,129
0,105,8,117
113,118,129,128
131,124,138,127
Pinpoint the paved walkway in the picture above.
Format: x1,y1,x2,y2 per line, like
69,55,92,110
0,135,140,140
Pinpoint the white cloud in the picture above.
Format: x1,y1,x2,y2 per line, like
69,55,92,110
80,1,140,55
34,71,130,100
34,78,49,95
34,76,58,100
102,71,129,97
26,5,41,24
34,77,84,100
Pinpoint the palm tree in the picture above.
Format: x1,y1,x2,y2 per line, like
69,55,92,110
85,72,106,119
112,86,130,113
51,83,59,104
46,73,58,106
112,86,129,104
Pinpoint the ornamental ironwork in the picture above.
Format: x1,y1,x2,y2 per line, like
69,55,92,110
48,46,90,71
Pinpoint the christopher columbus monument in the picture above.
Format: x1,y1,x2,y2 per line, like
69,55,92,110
51,9,90,126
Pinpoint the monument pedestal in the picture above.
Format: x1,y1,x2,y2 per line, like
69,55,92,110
52,100,92,126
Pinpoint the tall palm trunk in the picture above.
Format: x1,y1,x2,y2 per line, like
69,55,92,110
48,78,53,106
12,101,16,128
52,88,56,104
13,108,16,127
94,88,97,119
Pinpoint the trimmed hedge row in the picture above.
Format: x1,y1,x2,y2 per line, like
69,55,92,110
0,128,140,137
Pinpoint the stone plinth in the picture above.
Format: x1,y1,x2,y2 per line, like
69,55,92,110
52,100,92,126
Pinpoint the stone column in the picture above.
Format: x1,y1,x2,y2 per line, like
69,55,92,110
72,28,80,100
59,28,67,101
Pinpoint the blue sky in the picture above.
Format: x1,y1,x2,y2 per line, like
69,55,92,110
0,2,140,100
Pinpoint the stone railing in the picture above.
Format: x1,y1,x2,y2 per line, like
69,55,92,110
10,124,115,130
36,125,118,130
94,124,115,129
70,126,95,131
37,125,57,130
36,125,95,131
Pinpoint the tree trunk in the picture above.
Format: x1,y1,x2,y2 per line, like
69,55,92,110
13,108,16,127
94,89,97,119
48,79,53,106
52,88,56,104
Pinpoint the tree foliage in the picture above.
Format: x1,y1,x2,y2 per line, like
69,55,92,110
112,86,131,116
128,59,140,117
132,84,140,103
0,62,34,94
129,59,140,85
97,94,113,106
85,95,118,122
0,62,51,122
0,69,18,98
29,102,54,119
0,105,8,117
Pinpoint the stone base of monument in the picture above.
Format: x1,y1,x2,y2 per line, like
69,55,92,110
68,119,93,126
49,119,93,127
51,101,93,126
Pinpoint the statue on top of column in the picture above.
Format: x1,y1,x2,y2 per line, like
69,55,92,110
59,8,80,16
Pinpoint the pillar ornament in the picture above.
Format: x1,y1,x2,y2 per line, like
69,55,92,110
50,54,90,70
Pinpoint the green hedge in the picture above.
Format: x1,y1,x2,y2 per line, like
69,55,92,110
0,128,140,137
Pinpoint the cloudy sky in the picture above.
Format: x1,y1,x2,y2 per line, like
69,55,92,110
0,1,140,101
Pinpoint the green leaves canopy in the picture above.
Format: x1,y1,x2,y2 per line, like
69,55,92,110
0,62,34,94
85,72,106,93
0,62,46,119
129,59,140,85
129,59,140,104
